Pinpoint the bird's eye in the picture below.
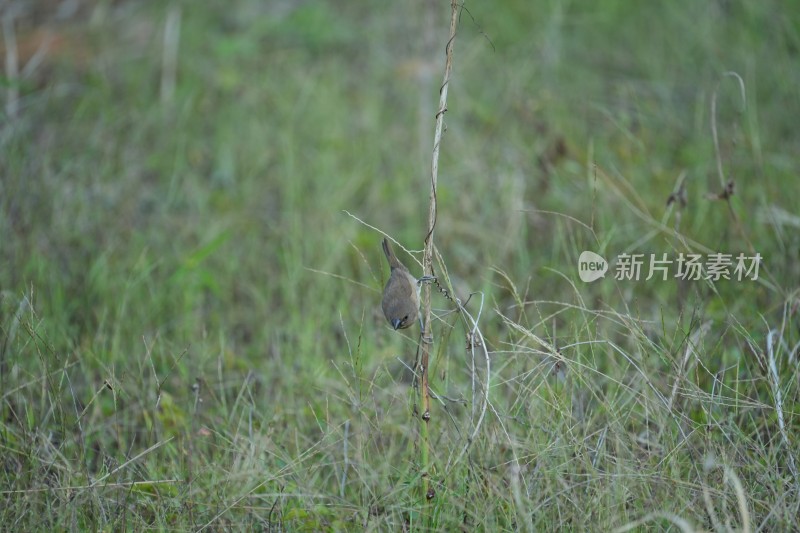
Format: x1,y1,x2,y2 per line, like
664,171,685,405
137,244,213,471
403,315,409,321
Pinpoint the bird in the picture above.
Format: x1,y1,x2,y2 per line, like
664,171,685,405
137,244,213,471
381,237,423,331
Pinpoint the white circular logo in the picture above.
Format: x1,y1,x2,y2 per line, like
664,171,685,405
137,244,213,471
578,251,608,282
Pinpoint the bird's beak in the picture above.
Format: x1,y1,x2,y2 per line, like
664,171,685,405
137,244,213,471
392,318,402,330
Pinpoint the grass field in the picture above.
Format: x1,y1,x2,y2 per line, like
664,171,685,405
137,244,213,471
2,1,799,530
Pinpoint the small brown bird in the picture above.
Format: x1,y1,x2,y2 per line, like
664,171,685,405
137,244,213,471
381,238,422,330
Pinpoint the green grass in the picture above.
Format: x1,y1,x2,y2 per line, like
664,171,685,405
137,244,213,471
1,0,799,530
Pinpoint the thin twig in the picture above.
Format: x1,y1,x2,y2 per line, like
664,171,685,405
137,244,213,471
710,71,745,189
447,292,491,471
766,329,799,487
340,419,350,498
0,479,179,495
87,437,174,490
417,0,460,503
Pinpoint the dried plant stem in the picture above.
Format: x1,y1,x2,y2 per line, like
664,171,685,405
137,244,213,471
419,0,459,503
766,329,799,488
710,72,757,254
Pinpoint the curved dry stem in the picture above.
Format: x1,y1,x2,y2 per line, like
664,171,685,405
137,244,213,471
417,0,460,503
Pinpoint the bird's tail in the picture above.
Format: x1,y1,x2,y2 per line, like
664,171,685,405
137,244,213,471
382,238,404,270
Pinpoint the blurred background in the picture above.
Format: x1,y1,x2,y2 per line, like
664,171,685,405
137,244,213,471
1,0,798,530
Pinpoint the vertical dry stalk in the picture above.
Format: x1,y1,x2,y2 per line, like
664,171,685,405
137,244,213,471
710,72,745,190
709,72,760,257
418,0,459,502
766,329,799,488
